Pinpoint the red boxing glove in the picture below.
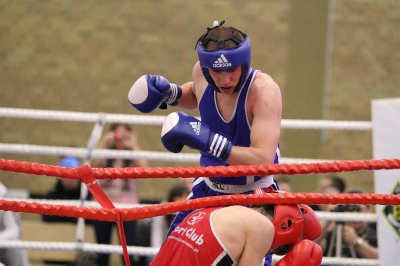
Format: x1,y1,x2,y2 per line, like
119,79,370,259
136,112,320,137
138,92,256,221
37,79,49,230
275,240,323,266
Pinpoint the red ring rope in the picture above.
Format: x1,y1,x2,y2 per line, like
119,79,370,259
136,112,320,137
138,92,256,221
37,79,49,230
0,193,398,222
1,158,400,179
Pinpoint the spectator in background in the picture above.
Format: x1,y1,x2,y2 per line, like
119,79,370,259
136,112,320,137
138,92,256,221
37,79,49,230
140,185,191,242
310,174,346,212
134,184,190,266
164,184,191,228
178,177,195,191
322,188,378,260
274,176,292,192
42,156,82,223
316,174,346,194
311,174,346,250
0,182,29,266
72,252,97,266
90,123,148,266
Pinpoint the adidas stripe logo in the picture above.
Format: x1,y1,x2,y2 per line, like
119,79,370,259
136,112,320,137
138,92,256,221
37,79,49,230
254,187,266,194
213,54,232,68
209,133,228,158
189,122,201,135
165,84,179,104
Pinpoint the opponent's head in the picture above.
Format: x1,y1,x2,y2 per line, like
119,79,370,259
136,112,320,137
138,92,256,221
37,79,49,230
195,20,251,93
300,204,322,241
269,204,305,255
268,204,321,255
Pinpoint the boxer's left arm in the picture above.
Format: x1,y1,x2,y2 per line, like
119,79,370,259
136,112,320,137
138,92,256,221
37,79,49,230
167,61,209,110
176,81,199,110
226,73,282,166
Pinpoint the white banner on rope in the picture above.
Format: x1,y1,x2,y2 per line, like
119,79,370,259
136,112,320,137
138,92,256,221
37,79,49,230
372,98,400,266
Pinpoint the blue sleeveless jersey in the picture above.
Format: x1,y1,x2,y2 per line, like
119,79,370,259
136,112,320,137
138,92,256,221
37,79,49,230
198,69,280,186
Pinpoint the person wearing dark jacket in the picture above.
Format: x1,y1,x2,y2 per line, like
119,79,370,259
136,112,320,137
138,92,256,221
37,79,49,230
42,156,82,223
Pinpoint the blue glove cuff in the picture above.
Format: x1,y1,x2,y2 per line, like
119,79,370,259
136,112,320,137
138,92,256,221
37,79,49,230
164,84,182,106
208,133,233,161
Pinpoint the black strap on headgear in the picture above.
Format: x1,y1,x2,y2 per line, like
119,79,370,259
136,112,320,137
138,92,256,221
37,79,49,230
194,20,246,50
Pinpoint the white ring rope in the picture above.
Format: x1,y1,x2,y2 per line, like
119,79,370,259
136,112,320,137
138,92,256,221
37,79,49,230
0,240,159,257
0,241,380,265
0,144,200,163
0,143,331,164
0,108,167,125
320,258,379,266
281,119,372,131
0,107,372,130
316,211,376,223
0,240,379,265
6,198,150,209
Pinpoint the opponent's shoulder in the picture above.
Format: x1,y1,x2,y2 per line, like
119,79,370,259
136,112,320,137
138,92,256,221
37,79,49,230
219,206,274,248
213,206,273,247
216,205,251,215
216,206,271,226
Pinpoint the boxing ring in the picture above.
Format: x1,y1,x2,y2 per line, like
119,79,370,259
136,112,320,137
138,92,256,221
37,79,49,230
0,104,399,266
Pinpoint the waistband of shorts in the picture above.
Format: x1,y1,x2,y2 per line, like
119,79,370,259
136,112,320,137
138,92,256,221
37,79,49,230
200,176,274,194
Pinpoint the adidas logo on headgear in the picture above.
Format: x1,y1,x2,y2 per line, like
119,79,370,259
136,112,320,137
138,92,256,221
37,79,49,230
189,122,201,135
213,54,232,68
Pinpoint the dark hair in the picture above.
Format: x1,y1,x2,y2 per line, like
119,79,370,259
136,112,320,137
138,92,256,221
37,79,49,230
249,204,275,220
327,174,346,193
196,20,245,51
74,252,97,266
106,123,135,168
165,185,190,226
109,123,132,132
168,185,190,202
205,26,245,50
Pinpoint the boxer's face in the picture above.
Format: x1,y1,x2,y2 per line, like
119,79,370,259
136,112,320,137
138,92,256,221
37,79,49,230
208,66,242,94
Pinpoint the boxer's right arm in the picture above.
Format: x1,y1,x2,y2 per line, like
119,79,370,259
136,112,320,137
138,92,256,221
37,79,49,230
128,75,182,113
161,112,233,161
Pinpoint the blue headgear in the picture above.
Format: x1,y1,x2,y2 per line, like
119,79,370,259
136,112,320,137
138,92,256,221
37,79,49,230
196,21,252,93
59,156,81,168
